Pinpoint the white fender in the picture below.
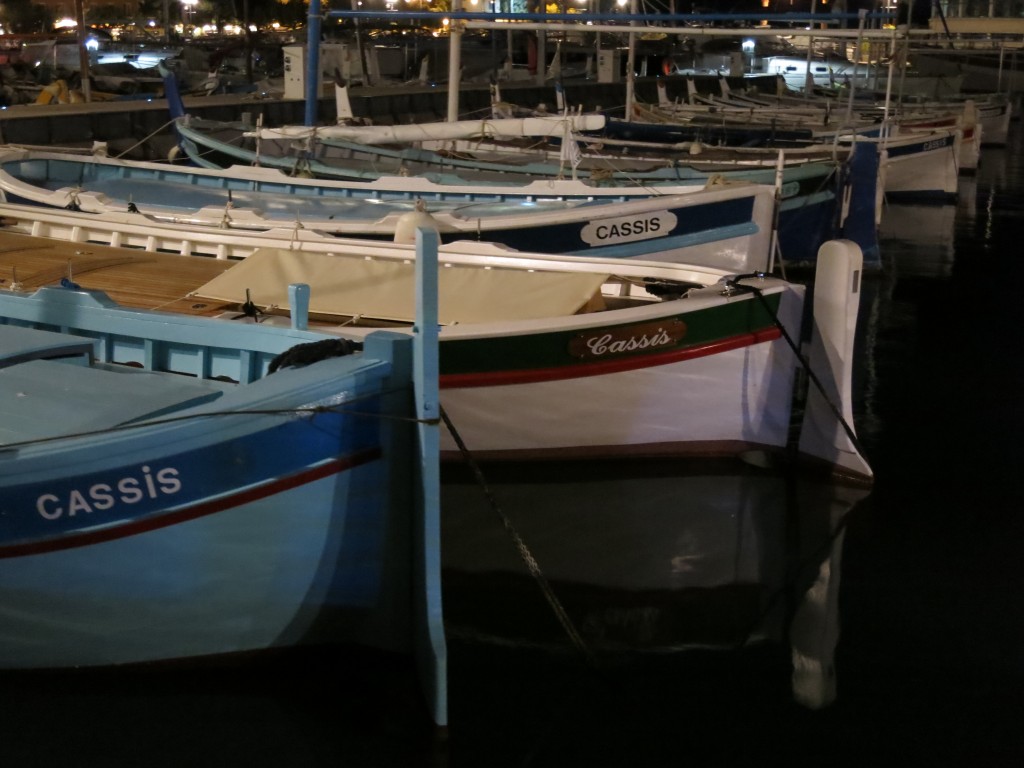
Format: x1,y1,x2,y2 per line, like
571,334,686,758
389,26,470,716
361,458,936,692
394,201,441,244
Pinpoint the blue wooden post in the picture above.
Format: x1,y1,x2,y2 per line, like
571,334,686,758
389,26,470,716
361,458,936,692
305,0,322,127
838,142,881,269
412,225,446,727
288,283,310,330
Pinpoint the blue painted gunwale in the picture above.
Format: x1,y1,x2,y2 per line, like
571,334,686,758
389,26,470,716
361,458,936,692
0,287,409,556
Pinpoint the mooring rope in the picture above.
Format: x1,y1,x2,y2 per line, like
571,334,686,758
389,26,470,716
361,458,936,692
112,117,179,160
0,393,424,454
439,406,598,668
724,274,868,462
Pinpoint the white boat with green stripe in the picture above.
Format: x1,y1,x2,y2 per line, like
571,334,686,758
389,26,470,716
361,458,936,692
187,237,873,485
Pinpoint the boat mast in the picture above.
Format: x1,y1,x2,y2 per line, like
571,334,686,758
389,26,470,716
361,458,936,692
305,0,322,126
625,0,638,120
75,0,91,102
804,0,816,94
843,10,868,128
448,0,463,121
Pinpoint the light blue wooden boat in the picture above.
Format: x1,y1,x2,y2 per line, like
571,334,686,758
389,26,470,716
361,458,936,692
0,230,447,725
174,112,842,186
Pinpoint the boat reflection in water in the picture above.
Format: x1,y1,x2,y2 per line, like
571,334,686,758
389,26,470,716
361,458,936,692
441,457,870,710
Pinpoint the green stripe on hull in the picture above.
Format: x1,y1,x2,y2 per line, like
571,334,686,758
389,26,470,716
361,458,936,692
440,292,784,376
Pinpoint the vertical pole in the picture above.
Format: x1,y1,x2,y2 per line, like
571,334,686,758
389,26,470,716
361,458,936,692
844,10,868,128
353,0,370,87
506,0,514,74
804,0,815,93
769,149,784,275
288,284,310,330
413,226,447,727
625,0,638,120
998,44,1005,92
75,0,92,103
881,29,896,133
244,0,253,84
894,25,909,104
448,0,464,121
305,0,323,127
535,0,546,86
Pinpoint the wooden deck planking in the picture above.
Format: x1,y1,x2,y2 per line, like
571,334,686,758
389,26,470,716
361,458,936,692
0,230,239,316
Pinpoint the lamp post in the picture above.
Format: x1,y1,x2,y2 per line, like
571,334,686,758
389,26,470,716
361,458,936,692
181,0,198,32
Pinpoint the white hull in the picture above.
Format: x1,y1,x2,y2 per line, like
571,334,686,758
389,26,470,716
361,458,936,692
872,129,961,198
0,148,779,273
978,99,1013,146
0,189,777,273
440,334,799,459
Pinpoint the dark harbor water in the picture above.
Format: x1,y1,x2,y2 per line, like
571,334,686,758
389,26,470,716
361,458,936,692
2,126,1024,767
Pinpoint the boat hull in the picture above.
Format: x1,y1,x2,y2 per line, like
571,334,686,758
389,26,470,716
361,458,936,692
435,282,804,461
0,293,419,669
0,149,780,272
0,460,399,668
440,335,798,460
0,146,844,270
867,129,961,200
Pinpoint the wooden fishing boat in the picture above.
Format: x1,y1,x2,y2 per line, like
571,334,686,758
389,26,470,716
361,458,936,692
0,147,779,273
169,115,866,267
857,126,962,200
173,110,846,185
146,66,880,267
0,233,447,724
630,79,970,189
0,227,874,486
627,104,961,199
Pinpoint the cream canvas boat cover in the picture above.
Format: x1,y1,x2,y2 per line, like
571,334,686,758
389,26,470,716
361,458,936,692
192,248,610,325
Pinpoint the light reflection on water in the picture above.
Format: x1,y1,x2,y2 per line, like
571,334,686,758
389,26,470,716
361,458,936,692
442,461,864,660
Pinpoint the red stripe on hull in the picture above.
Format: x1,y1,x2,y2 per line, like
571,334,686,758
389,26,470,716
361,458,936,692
441,328,781,388
0,446,382,559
